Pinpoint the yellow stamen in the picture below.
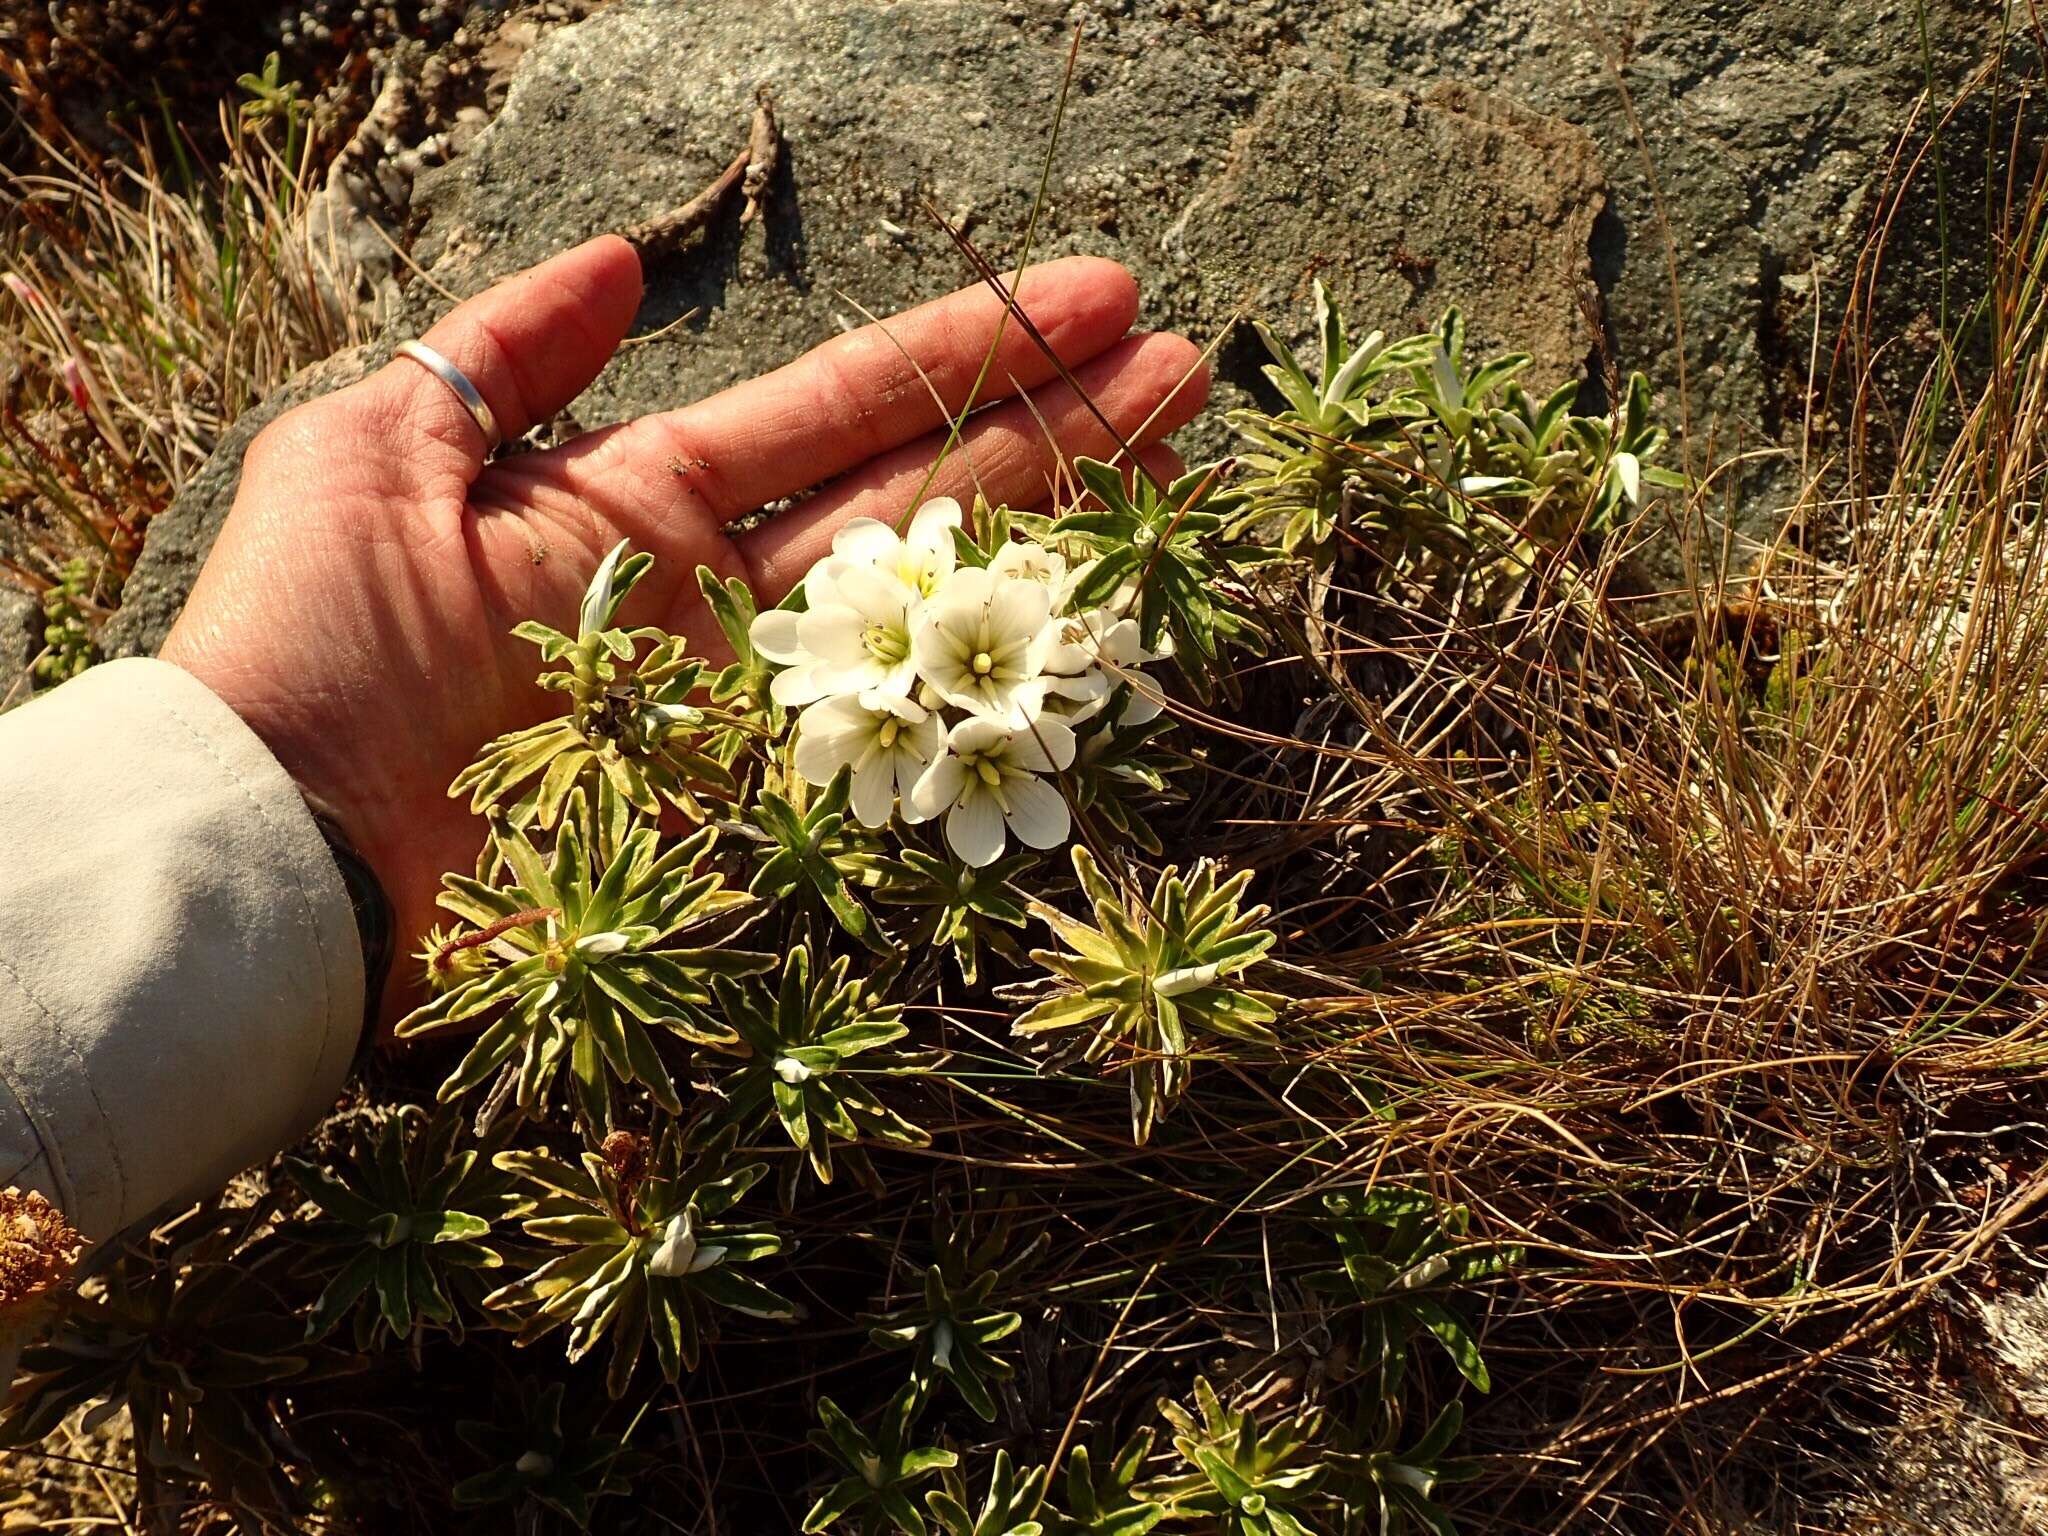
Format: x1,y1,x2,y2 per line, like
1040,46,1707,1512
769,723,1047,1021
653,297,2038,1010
975,758,1003,788
971,650,994,676
878,718,900,749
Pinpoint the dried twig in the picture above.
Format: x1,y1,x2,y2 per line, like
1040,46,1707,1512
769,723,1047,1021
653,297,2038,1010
619,95,782,260
618,144,750,262
741,92,780,225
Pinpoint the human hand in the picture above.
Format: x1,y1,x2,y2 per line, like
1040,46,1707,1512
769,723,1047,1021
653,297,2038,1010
156,237,1207,1023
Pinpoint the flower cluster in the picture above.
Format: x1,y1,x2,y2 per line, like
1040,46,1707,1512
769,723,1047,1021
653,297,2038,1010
749,498,1166,867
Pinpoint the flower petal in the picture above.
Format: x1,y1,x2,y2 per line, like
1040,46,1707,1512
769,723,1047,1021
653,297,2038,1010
990,539,1064,587
912,617,967,686
770,662,835,708
794,696,872,785
911,754,969,819
876,653,921,698
1094,614,1152,665
946,789,1006,866
946,715,1010,756
797,605,873,666
849,747,898,828
909,497,964,551
580,539,632,636
1154,960,1224,998
750,607,805,664
894,735,944,823
803,559,853,608
1002,775,1071,850
832,562,914,624
994,677,1051,729
1008,714,1076,772
987,570,1053,640
896,774,935,824
1043,670,1112,722
902,711,945,763
857,689,928,723
934,563,994,619
831,516,903,566
642,700,704,729
1120,677,1167,724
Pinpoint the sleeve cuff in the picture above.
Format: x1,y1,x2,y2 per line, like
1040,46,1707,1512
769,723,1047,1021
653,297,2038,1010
0,659,364,1236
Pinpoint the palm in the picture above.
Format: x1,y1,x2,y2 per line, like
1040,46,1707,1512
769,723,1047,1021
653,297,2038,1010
160,239,1203,1018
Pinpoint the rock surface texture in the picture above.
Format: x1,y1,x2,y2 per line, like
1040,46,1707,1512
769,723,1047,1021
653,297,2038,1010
110,0,1992,660
0,585,39,709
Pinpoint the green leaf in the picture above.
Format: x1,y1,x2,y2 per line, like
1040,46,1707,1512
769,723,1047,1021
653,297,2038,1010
1412,1296,1490,1392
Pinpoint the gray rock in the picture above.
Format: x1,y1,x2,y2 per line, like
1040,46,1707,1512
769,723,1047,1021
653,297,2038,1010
1174,77,1607,394
403,0,2000,482
0,584,38,710
110,0,1997,653
108,1,1611,651
1829,1284,2048,1531
397,0,1607,441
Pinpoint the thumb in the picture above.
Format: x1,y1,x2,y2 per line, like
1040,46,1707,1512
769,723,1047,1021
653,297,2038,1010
336,235,644,492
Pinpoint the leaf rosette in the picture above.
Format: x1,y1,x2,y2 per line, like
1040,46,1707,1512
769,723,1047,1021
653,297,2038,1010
1012,846,1278,1141
706,942,929,1186
485,1129,797,1398
454,540,753,828
284,1104,513,1346
397,819,768,1122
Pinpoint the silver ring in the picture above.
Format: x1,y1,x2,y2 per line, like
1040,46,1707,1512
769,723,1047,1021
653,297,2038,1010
395,339,501,450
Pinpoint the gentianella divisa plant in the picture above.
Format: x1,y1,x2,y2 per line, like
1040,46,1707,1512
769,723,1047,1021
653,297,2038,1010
748,496,1168,867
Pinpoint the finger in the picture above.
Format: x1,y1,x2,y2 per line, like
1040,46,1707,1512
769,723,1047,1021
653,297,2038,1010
589,256,1140,521
326,235,643,493
739,331,1208,595
1028,442,1186,518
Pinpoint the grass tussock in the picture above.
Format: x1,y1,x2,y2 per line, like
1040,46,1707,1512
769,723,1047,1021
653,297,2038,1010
1202,65,2048,1525
1,93,365,681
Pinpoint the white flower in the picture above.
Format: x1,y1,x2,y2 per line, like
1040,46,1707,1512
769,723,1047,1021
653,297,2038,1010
792,690,944,827
1043,607,1168,723
827,497,963,597
641,699,705,732
750,562,921,708
911,714,1076,866
1052,607,1152,669
988,538,1067,589
912,564,1057,726
1054,561,1174,651
747,503,966,707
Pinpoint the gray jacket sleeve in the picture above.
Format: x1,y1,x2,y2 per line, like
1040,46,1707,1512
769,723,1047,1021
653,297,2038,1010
0,658,364,1238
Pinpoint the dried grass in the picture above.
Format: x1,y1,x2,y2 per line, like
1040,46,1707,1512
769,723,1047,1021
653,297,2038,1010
1155,52,2048,1529
0,98,364,647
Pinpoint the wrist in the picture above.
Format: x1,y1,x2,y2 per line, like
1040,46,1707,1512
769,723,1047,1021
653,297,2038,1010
158,637,417,1028
303,800,396,1055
